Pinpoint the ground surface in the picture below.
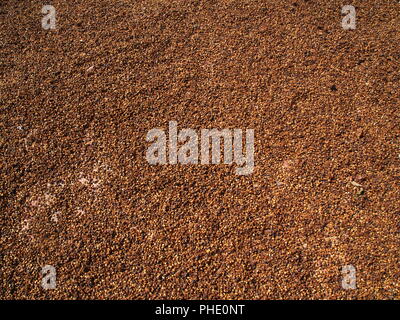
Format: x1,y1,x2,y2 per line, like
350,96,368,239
1,0,399,299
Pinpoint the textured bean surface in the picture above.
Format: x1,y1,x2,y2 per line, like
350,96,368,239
0,0,399,299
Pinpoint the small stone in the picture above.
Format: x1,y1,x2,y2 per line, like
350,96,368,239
51,213,59,223
355,128,364,139
350,181,363,188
